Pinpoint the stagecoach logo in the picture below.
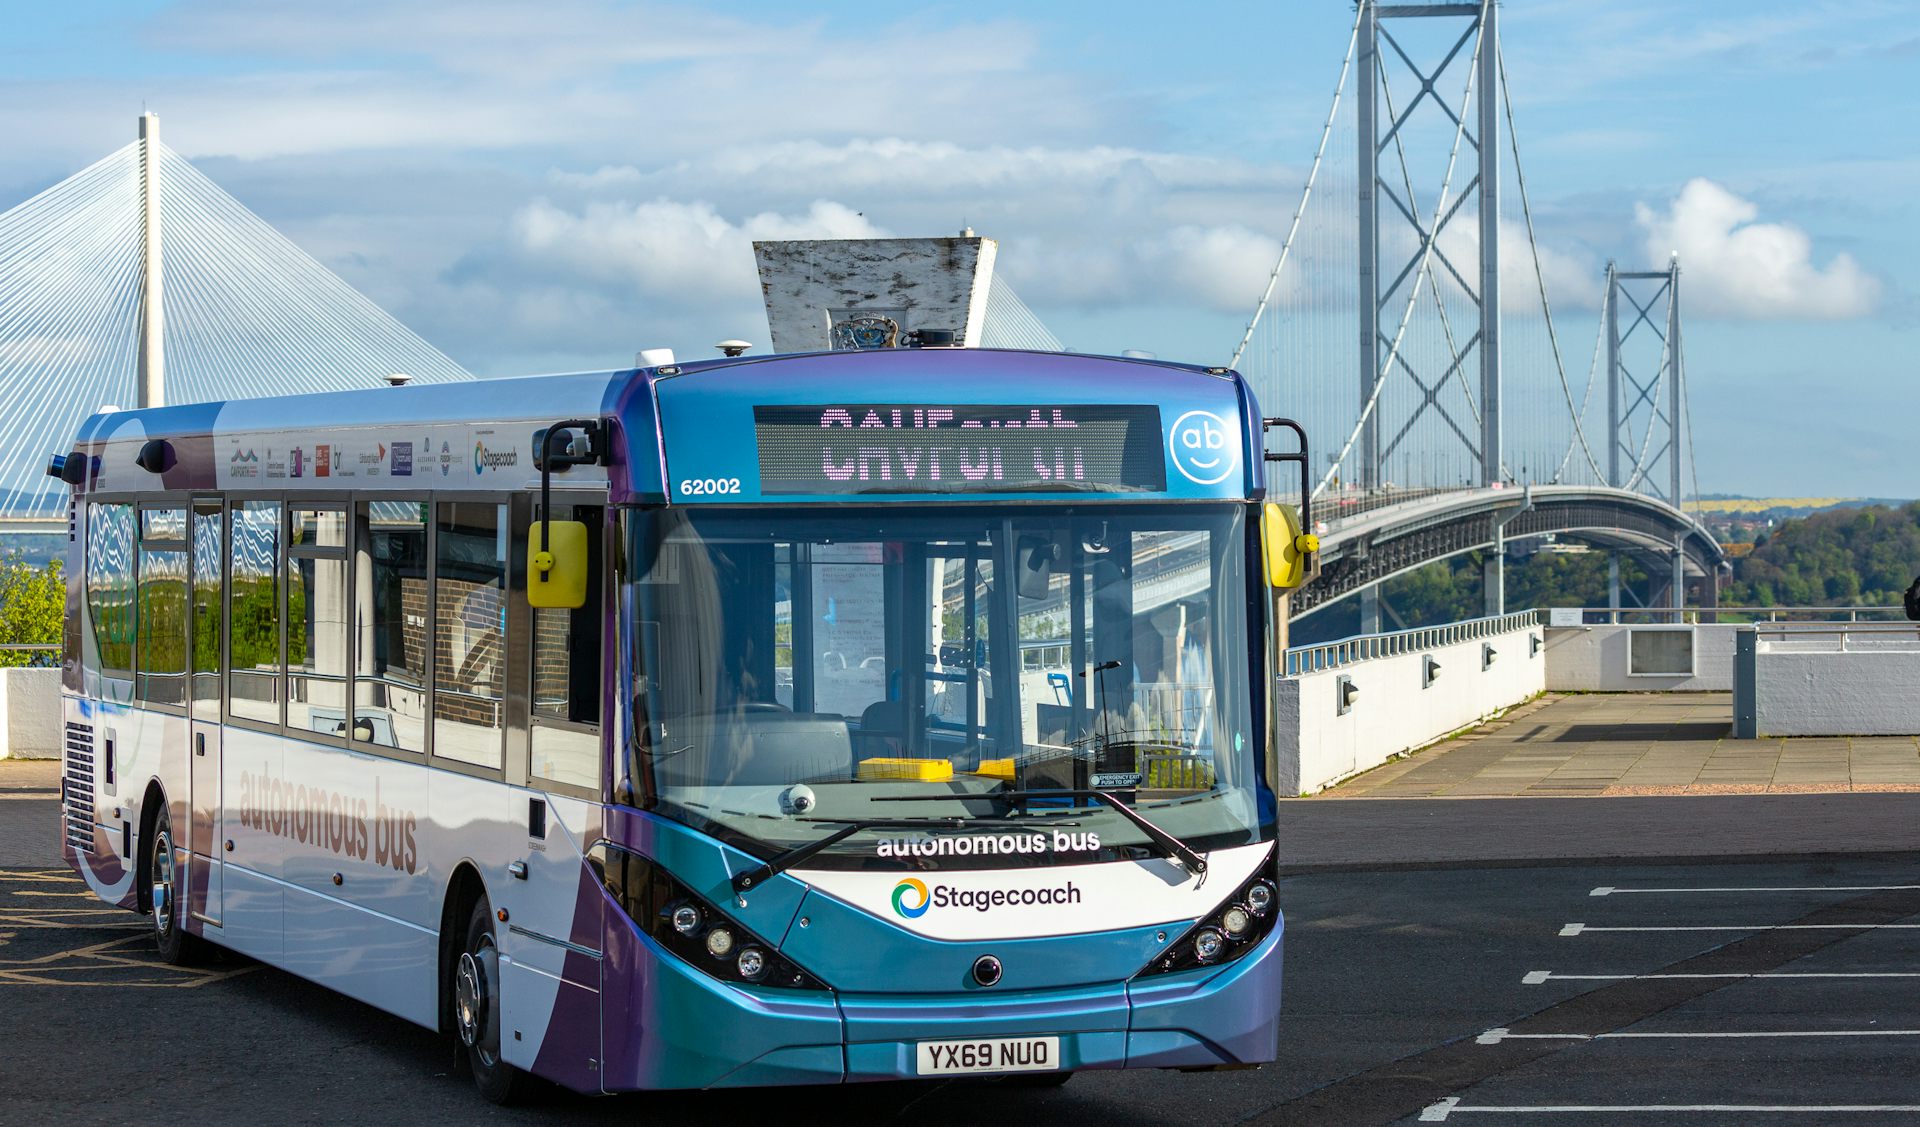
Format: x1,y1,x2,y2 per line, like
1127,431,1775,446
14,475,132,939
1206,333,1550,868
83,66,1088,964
1167,409,1237,486
892,876,1082,918
892,878,930,919
473,440,517,474
390,441,413,476
229,447,259,479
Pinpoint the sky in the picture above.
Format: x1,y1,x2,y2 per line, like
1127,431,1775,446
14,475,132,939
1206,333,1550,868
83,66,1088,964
0,0,1913,497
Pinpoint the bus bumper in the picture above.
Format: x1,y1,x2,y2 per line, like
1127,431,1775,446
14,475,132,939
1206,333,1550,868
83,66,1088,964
602,914,1283,1090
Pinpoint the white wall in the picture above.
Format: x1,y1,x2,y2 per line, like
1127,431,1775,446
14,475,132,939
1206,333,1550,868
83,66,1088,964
1274,620,1545,796
0,667,62,758
1755,648,1920,737
1544,624,1739,692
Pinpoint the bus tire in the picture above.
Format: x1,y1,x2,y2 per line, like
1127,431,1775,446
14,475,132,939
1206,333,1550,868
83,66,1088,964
455,896,527,1105
144,806,201,966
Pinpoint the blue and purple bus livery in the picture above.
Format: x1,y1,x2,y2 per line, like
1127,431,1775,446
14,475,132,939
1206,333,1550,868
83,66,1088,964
52,347,1311,1101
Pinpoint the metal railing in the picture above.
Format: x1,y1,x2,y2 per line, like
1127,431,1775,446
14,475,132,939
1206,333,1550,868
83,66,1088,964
1752,621,1920,652
1555,606,1908,625
0,642,59,667
1285,609,1540,675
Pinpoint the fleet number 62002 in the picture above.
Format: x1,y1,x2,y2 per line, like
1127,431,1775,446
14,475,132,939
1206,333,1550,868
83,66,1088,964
679,478,742,496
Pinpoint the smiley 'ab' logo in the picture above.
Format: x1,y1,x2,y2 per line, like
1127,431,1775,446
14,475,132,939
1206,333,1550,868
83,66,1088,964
892,878,930,919
1168,409,1238,486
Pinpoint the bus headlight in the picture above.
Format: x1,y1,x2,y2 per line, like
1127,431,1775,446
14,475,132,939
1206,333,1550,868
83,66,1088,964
1134,850,1279,978
588,841,828,992
671,904,702,936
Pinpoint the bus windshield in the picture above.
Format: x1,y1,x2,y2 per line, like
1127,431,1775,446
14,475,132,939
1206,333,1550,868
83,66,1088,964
622,504,1260,870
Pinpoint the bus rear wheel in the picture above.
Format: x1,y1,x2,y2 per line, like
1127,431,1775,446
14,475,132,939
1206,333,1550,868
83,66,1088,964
455,897,528,1105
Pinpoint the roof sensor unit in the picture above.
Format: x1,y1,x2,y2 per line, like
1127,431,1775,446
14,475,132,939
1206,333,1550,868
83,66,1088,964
384,372,412,387
134,439,175,475
716,340,752,358
906,329,957,348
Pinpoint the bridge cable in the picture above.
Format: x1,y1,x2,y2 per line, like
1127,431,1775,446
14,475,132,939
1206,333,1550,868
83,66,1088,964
1496,44,1605,485
1229,4,1362,370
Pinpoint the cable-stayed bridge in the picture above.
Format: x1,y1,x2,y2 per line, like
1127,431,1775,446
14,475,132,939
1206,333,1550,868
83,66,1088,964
1230,1,1722,627
0,114,473,523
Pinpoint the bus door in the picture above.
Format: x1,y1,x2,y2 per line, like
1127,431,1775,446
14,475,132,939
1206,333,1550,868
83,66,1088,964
508,499,606,1071
188,498,223,926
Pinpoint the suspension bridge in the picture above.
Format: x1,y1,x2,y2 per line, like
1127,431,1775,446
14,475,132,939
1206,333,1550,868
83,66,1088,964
1228,1,1721,629
0,0,1719,625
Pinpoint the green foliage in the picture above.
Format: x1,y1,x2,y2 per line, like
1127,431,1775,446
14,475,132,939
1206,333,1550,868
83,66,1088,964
1724,502,1920,608
0,555,65,668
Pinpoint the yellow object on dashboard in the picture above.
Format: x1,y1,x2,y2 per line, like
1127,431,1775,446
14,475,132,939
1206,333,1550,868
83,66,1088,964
973,758,1016,781
858,757,954,782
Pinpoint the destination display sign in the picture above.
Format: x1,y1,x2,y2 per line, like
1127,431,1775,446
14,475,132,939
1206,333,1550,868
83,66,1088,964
753,403,1166,495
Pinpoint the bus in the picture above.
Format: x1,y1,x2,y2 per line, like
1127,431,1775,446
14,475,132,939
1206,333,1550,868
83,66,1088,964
52,346,1312,1101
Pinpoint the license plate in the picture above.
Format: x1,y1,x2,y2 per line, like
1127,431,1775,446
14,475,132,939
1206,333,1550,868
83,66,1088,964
916,1036,1061,1075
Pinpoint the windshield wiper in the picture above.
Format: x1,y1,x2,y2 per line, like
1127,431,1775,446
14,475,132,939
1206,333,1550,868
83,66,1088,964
730,816,964,893
992,789,1207,877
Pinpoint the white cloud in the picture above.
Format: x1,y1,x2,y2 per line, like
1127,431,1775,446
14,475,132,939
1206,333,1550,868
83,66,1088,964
1635,178,1880,319
507,197,886,302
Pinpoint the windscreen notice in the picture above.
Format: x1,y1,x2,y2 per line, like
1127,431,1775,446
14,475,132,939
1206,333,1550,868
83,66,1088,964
753,403,1167,495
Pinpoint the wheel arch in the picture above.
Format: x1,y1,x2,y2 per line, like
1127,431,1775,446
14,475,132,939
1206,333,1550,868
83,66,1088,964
437,860,490,1036
134,777,167,916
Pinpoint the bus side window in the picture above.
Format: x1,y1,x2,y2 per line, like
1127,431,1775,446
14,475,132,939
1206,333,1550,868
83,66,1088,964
135,506,188,708
229,501,283,725
85,501,135,699
434,501,507,772
352,500,429,754
287,507,349,738
531,503,602,791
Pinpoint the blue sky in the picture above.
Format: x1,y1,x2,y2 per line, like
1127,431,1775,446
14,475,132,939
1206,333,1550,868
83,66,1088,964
0,1,1912,496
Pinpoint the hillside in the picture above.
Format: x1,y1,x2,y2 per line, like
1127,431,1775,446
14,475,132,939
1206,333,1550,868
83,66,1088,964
1723,502,1920,607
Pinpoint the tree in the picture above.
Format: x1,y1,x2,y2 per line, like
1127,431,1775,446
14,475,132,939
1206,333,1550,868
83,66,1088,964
0,555,64,667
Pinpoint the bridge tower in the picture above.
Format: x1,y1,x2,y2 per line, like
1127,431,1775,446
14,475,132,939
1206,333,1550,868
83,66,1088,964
1604,260,1688,609
137,112,164,409
1356,0,1500,491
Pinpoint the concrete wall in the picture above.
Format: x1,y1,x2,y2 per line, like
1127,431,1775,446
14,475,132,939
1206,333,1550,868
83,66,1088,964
1544,624,1740,692
1274,620,1545,796
1753,644,1920,737
0,667,62,758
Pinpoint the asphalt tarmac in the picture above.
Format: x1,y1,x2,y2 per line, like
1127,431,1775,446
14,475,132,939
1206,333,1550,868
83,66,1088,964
5,783,1920,1125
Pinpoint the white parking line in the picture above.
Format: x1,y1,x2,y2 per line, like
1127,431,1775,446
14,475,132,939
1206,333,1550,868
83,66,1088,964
1477,1026,1920,1045
1562,922,1920,936
1421,1100,1920,1121
1524,969,1920,984
1591,885,1920,897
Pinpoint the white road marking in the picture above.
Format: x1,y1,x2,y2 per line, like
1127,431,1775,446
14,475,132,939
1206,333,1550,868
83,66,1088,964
1526,970,1920,983
1591,885,1920,897
1421,1103,1920,1120
1563,923,1920,934
1477,1027,1920,1045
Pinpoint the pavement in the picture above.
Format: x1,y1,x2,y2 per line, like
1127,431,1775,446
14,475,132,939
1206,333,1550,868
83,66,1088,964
1323,692,1920,798
8,730,1920,1124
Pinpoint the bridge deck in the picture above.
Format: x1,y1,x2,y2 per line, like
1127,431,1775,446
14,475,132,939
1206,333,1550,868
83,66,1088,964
1323,692,1920,797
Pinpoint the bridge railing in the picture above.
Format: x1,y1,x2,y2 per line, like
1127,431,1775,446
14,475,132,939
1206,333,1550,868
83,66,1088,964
1563,606,1907,626
1285,609,1541,676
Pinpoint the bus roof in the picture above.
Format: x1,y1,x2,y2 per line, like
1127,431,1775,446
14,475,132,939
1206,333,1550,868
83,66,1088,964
64,350,1265,505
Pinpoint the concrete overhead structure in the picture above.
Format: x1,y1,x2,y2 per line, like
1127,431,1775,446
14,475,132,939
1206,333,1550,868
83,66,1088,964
753,236,998,353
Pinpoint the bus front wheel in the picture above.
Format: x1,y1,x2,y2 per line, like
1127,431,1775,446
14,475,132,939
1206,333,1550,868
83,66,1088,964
455,896,528,1105
145,807,200,965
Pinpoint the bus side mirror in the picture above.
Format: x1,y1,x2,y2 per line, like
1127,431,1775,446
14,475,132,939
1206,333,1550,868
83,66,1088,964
528,520,589,609
1262,502,1317,590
